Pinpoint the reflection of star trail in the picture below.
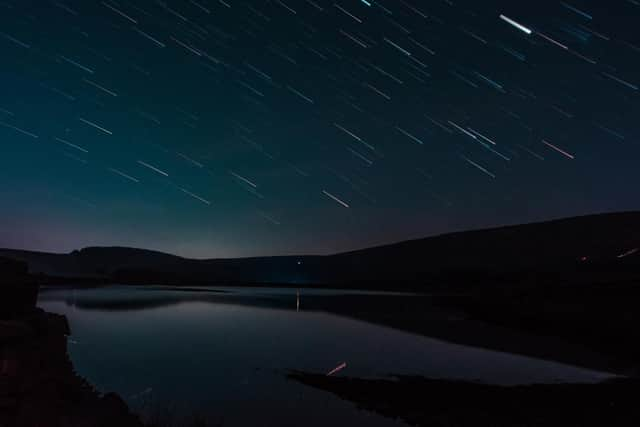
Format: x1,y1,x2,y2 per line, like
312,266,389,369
0,0,639,257
327,362,347,376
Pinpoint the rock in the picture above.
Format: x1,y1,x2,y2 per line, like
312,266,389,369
0,321,35,342
1,305,143,427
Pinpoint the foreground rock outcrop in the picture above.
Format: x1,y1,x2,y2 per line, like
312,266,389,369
0,257,142,427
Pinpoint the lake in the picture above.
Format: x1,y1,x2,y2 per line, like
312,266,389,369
38,286,615,426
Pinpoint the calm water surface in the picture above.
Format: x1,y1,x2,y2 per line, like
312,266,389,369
38,286,614,426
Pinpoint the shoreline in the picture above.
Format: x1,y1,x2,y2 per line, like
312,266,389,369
0,307,143,427
40,283,632,377
288,371,640,427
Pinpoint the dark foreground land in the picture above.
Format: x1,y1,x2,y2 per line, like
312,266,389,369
0,308,143,427
0,258,142,427
289,372,640,427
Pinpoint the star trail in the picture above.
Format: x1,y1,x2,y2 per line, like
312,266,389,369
0,0,639,257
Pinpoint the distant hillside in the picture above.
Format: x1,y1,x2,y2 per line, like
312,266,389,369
2,212,640,289
328,211,640,286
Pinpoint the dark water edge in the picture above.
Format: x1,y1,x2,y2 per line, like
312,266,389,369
0,280,217,426
0,257,136,426
0,306,142,427
289,371,640,427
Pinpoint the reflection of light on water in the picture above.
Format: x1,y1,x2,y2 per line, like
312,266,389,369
39,286,617,388
327,362,347,376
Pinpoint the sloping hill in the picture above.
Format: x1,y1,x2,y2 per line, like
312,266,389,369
327,210,640,284
1,211,639,288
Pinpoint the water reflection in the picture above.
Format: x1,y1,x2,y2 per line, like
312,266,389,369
38,286,615,426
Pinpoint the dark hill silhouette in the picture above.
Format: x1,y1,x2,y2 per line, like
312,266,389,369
1,211,639,288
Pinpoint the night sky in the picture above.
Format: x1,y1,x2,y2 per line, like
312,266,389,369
0,0,638,258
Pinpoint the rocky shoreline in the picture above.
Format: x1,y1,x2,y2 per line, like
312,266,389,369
288,371,640,427
0,257,142,427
